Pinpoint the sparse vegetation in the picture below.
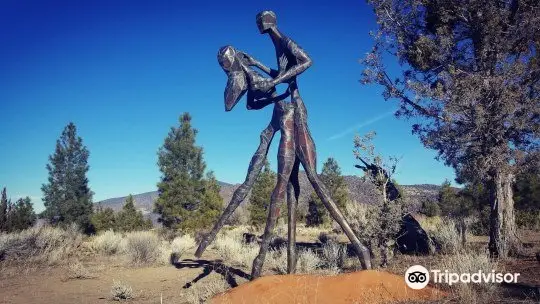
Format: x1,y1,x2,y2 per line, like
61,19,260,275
124,231,166,265
0,224,82,265
66,260,95,279
111,280,134,301
91,230,125,255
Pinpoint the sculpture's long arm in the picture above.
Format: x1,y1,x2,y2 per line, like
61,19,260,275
247,90,290,110
271,37,312,86
240,52,278,77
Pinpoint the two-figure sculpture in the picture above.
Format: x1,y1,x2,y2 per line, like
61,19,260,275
195,11,372,279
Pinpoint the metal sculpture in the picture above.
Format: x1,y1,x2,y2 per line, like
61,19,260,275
195,11,372,279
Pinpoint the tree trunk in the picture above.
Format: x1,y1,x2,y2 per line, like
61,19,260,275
488,171,519,258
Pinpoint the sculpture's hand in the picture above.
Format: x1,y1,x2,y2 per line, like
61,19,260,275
239,52,256,66
253,78,275,93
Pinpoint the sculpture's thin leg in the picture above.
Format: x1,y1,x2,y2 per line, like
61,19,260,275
251,105,296,279
195,122,277,258
287,159,300,274
293,97,372,270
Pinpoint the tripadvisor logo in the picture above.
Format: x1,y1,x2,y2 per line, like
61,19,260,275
405,265,520,289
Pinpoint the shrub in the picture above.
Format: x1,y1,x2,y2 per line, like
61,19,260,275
182,274,229,304
0,224,82,265
435,249,499,303
265,247,288,274
322,240,345,271
66,260,94,279
171,234,196,261
420,216,462,254
213,232,258,267
111,280,133,301
124,231,163,265
91,230,124,255
297,250,321,274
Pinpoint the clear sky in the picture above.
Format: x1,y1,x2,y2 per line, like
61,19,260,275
0,0,456,212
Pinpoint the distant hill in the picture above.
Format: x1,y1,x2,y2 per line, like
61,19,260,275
97,174,440,225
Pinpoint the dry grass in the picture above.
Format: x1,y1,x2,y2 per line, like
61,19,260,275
213,232,258,268
297,249,322,274
0,224,83,266
91,230,125,255
111,280,134,301
171,234,196,261
181,273,229,304
66,260,95,280
124,231,168,266
419,216,463,254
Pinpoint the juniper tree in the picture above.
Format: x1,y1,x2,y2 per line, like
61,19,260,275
363,0,540,257
248,159,276,227
306,158,348,226
0,187,7,231
116,194,152,232
353,132,404,267
42,123,93,231
8,197,36,232
154,113,222,232
91,204,117,232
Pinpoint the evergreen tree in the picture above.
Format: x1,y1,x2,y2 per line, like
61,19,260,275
116,194,152,232
154,113,222,232
420,199,441,217
248,159,276,227
8,197,36,231
0,187,7,231
91,204,117,232
363,0,539,257
306,158,348,226
41,123,93,231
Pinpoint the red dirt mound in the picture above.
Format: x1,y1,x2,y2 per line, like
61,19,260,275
211,270,446,304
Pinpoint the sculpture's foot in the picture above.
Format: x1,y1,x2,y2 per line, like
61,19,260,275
250,257,263,280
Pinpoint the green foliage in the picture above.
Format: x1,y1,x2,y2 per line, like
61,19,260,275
0,187,8,231
420,199,441,217
41,122,93,231
306,199,325,227
248,159,276,226
306,158,348,226
91,196,152,233
91,205,116,232
154,113,223,232
514,172,540,213
116,195,152,232
0,188,36,232
8,197,37,232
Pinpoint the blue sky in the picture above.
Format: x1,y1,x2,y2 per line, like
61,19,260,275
0,0,455,212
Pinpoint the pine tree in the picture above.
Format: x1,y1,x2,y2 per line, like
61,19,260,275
248,159,276,227
42,122,93,231
154,113,222,232
306,158,348,226
116,194,152,232
91,204,117,232
0,187,7,231
8,197,36,232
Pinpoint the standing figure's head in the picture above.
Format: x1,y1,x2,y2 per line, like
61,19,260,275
256,10,277,34
217,45,247,111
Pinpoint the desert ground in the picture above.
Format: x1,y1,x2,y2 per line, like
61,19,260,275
1,221,539,304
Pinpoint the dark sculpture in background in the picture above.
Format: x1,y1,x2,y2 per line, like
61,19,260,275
195,11,372,279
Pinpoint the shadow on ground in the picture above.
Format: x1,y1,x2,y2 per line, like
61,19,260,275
172,257,251,289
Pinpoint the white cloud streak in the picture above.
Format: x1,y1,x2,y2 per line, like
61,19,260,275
327,110,394,141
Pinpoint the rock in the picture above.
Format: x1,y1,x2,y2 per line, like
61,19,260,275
396,214,434,255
